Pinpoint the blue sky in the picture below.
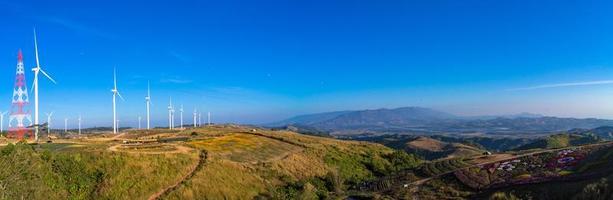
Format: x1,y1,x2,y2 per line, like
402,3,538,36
2,0,613,128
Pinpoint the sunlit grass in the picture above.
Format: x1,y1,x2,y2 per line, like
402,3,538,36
190,133,303,163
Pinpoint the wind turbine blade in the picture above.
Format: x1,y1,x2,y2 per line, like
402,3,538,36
39,69,57,84
113,68,118,90
33,28,41,68
147,81,150,97
30,78,36,93
117,92,125,101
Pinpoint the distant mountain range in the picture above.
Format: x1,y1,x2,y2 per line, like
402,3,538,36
269,107,613,136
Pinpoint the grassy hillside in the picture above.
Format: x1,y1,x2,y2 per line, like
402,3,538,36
0,142,196,200
0,125,422,199
405,136,483,160
362,135,484,160
165,126,421,199
514,133,601,150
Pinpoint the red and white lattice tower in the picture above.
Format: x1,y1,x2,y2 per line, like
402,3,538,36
8,50,33,139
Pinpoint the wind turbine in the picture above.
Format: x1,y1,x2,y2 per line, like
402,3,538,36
64,118,68,133
45,111,53,137
168,97,173,130
207,112,211,126
31,28,57,142
0,111,7,133
138,116,141,129
111,69,124,134
145,82,151,130
180,105,183,129
198,113,202,127
193,108,197,128
78,114,81,135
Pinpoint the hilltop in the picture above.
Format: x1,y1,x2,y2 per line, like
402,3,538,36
363,135,484,160
356,134,533,158
0,125,421,199
514,133,602,151
569,126,613,140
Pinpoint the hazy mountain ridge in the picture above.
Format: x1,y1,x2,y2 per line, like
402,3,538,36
271,107,613,135
270,111,353,126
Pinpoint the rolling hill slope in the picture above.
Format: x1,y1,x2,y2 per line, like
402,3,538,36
514,133,602,150
405,137,483,160
0,125,423,199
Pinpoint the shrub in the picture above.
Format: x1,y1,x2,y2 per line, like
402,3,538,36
384,150,422,172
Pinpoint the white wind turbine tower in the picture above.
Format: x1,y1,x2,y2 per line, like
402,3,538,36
78,114,81,135
207,112,211,126
193,108,197,128
32,29,57,142
145,82,151,130
198,112,202,127
111,69,124,134
64,118,68,132
45,111,53,137
0,111,7,133
168,97,173,130
138,116,141,129
180,105,184,129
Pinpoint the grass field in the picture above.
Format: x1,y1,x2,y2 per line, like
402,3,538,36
0,125,420,199
0,142,197,200
190,133,303,163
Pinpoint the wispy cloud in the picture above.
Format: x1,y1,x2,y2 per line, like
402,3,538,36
508,80,613,91
160,76,193,84
37,16,117,39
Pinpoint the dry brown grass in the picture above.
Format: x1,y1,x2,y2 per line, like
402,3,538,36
8,126,396,199
190,133,303,163
166,160,267,199
407,136,446,152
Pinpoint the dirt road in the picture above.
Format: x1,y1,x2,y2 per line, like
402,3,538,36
148,150,207,200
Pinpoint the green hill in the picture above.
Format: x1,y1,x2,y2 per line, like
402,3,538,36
404,136,483,160
166,126,422,199
0,126,422,199
0,142,195,199
514,133,601,150
569,126,613,140
357,135,485,160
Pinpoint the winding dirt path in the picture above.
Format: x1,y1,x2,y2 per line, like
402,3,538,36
148,150,207,200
